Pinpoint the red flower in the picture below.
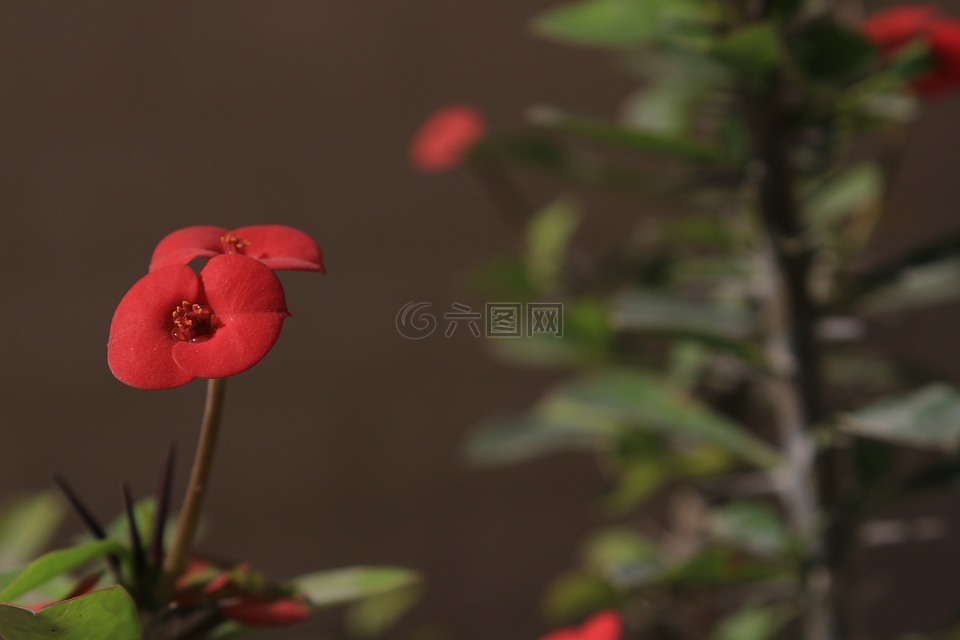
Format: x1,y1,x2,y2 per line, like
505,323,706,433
108,254,289,390
220,594,311,626
541,611,623,640
174,557,310,628
864,5,960,95
149,225,324,273
410,105,485,172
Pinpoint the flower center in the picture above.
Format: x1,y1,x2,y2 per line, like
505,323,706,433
171,301,218,342
221,234,251,254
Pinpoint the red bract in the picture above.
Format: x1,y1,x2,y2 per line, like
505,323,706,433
541,611,623,640
410,105,485,172
864,5,960,95
174,557,310,628
149,225,324,273
108,254,289,390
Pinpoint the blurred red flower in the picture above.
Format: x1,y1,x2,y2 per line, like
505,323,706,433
410,105,485,172
175,557,310,627
541,611,623,640
864,5,960,95
150,225,324,273
108,254,289,390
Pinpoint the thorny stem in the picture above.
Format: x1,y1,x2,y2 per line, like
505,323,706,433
747,69,841,639
156,378,228,604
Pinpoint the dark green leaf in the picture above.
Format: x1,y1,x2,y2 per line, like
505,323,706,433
464,413,613,465
791,19,875,81
0,587,140,640
611,289,756,341
0,541,127,603
713,24,781,82
842,385,960,451
856,258,960,316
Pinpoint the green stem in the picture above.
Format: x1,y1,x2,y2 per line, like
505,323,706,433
156,377,228,604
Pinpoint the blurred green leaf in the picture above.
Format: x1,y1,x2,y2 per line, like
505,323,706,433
804,163,882,232
582,529,661,587
837,231,960,311
660,547,781,586
346,584,420,638
856,258,960,316
533,0,716,49
709,502,789,558
490,300,611,369
713,604,792,640
713,23,781,82
465,413,612,465
842,384,960,452
541,370,779,466
526,197,581,293
0,540,127,603
0,493,64,572
790,19,874,81
611,289,756,342
0,587,140,640
468,256,536,302
293,567,419,609
603,460,670,513
529,106,723,164
543,571,620,623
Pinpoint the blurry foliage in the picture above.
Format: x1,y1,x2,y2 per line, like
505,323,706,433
459,0,960,638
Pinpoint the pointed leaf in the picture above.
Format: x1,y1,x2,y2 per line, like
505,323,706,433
0,587,140,640
0,541,127,603
842,385,960,451
292,567,419,609
0,494,64,572
525,197,581,293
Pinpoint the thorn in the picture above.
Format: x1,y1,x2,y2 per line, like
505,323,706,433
51,474,122,582
123,483,146,580
151,442,176,565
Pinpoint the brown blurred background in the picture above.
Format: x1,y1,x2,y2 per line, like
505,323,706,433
2,2,960,639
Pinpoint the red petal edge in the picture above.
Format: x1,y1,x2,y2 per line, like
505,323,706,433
149,226,228,272
232,225,325,273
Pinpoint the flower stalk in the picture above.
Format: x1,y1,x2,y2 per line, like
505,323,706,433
157,377,228,603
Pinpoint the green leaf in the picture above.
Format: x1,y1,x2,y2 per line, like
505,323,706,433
0,587,140,640
610,289,756,342
804,163,882,233
582,529,661,587
543,571,619,623
0,493,64,572
464,413,613,465
525,197,581,293
528,106,723,164
541,370,780,467
292,567,419,609
660,547,781,586
489,300,611,369
856,258,960,316
0,540,127,603
713,604,791,640
790,19,875,81
710,502,789,558
602,460,670,513
713,23,781,82
532,0,716,49
346,585,420,638
842,385,960,452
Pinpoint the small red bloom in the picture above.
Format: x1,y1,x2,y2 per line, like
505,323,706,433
149,225,324,273
541,611,623,640
864,5,960,95
410,105,485,172
221,594,311,626
108,254,289,390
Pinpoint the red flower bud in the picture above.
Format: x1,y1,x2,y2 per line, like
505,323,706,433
221,594,311,627
410,105,486,172
541,610,623,640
